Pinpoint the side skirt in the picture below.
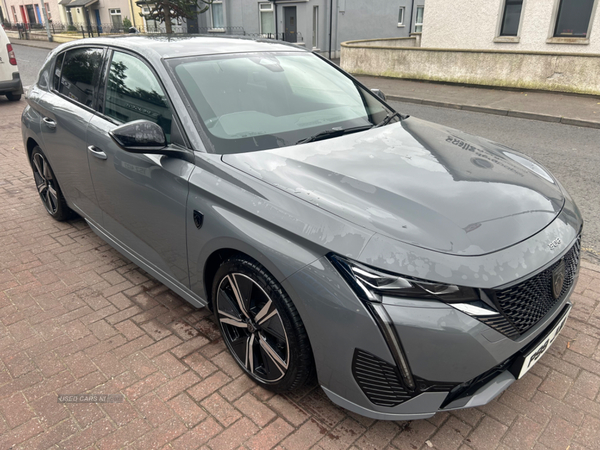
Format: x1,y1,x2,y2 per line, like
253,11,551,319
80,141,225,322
86,219,207,309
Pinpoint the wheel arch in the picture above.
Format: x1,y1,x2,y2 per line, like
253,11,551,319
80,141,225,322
198,235,320,312
203,247,244,311
26,137,40,168
201,242,293,310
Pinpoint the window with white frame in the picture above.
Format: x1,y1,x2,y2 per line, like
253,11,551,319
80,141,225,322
398,6,405,26
110,9,122,29
44,3,52,20
554,0,595,38
499,0,523,36
210,1,224,29
414,6,424,32
259,3,274,35
312,6,318,48
11,5,18,23
142,6,159,32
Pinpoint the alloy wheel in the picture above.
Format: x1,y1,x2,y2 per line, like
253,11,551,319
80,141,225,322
216,273,290,383
32,152,59,215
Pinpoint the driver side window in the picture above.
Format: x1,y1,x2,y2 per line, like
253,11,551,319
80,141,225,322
104,51,172,143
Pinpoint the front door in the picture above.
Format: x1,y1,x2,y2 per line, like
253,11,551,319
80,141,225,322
19,6,27,24
186,6,199,34
87,50,193,286
95,10,103,33
26,5,36,24
34,4,42,23
284,7,297,43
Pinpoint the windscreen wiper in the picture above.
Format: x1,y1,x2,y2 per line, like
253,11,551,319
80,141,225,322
373,112,402,128
296,125,373,145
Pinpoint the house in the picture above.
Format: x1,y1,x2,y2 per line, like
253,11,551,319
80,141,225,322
1,0,60,28
0,0,144,33
421,0,600,53
193,0,425,57
341,0,600,95
1,0,426,55
58,0,142,32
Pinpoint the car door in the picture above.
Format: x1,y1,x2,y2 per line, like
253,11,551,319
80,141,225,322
87,49,194,287
35,47,105,225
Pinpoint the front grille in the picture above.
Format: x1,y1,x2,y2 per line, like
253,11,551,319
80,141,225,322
479,314,520,339
352,349,412,407
484,236,581,338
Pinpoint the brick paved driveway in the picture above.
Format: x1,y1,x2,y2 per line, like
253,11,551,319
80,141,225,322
2,98,600,450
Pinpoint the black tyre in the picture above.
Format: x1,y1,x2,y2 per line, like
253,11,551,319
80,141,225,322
6,92,21,101
212,256,314,393
30,146,74,221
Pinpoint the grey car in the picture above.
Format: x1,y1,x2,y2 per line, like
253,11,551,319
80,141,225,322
22,36,582,420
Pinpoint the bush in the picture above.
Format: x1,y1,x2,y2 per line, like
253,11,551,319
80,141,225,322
67,24,77,32
122,17,132,30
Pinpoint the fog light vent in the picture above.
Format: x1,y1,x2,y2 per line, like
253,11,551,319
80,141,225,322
352,349,412,407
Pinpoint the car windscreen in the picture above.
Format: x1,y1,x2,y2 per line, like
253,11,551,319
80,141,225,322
167,52,390,154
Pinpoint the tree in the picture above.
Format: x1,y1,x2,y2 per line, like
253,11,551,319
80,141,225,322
138,0,215,34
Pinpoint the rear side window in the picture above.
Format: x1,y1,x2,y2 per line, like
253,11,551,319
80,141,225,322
53,52,65,91
59,48,104,108
104,51,172,142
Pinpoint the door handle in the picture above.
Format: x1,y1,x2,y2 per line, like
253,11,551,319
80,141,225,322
88,145,107,160
42,117,56,129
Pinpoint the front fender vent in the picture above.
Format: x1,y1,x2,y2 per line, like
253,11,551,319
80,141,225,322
352,349,412,407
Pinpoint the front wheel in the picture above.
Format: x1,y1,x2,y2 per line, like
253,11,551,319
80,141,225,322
6,92,21,101
212,256,314,393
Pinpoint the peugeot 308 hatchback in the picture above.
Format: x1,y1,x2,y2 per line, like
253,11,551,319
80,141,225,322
22,36,582,420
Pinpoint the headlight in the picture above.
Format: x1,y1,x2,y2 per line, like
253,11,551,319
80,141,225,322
328,254,479,303
328,254,499,392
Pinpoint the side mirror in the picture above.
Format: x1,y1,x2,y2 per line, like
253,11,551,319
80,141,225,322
371,88,387,102
109,120,167,153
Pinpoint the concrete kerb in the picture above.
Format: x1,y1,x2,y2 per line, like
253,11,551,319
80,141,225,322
10,39,61,50
387,94,600,129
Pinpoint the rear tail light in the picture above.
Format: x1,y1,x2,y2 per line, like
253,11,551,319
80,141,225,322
7,44,17,65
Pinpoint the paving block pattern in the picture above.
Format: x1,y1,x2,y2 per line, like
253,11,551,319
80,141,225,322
2,98,600,449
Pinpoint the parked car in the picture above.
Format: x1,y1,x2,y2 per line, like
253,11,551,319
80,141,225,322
0,24,23,101
22,36,582,420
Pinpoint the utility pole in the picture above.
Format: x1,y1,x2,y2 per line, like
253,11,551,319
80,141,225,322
328,0,333,59
409,0,415,34
42,3,53,42
2,0,10,23
271,0,278,39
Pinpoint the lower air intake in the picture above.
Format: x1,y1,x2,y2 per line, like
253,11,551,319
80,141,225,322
352,349,412,407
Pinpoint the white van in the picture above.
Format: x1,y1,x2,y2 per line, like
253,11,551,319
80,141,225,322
0,24,23,101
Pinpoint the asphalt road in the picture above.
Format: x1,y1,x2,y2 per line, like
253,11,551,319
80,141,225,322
10,44,599,263
11,43,53,88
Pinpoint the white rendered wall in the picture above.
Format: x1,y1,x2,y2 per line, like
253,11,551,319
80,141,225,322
421,0,600,53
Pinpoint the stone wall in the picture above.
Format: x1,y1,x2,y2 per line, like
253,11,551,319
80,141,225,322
341,39,600,95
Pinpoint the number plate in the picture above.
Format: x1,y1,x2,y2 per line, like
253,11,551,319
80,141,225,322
516,305,571,379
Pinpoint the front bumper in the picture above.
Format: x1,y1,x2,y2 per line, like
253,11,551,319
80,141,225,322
322,297,572,421
0,72,23,95
283,212,581,420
